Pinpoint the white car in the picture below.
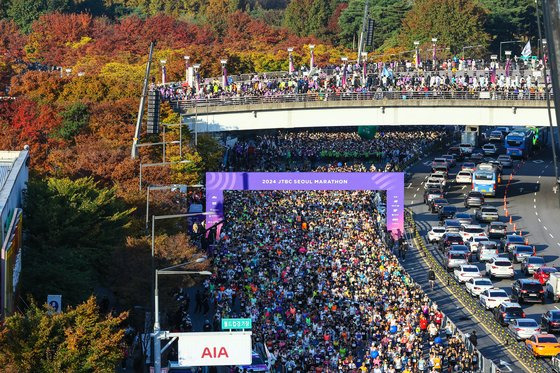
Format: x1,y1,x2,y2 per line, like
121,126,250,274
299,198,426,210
508,318,541,340
454,265,482,283
455,170,472,184
425,178,443,189
465,277,494,296
430,172,447,187
428,226,446,243
485,258,515,279
479,288,510,309
467,236,490,253
460,225,486,242
482,143,497,155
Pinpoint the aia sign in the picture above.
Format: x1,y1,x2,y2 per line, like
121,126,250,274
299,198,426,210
178,332,252,366
201,346,229,359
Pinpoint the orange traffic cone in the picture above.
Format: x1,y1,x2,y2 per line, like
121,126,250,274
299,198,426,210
533,246,536,255
505,210,509,217
513,223,517,231
509,216,513,224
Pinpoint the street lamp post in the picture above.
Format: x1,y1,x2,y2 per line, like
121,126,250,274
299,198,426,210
431,38,438,70
193,63,201,93
341,57,348,87
220,59,228,89
361,52,368,86
309,45,315,72
505,50,512,77
287,47,294,75
160,60,167,85
413,41,420,71
184,56,190,85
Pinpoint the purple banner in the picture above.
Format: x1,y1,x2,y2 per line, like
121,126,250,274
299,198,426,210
205,172,404,237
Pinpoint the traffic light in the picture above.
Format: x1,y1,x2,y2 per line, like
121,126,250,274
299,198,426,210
146,90,161,134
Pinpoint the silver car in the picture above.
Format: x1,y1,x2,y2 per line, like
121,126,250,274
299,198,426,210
498,155,513,168
476,206,499,223
446,250,468,271
521,256,546,275
508,318,540,340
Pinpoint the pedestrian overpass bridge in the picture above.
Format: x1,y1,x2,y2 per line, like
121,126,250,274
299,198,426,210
172,92,555,133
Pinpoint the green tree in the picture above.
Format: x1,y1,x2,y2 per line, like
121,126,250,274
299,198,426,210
338,0,365,48
196,133,224,172
7,0,73,33
0,296,127,372
20,177,135,305
54,101,90,141
398,0,490,56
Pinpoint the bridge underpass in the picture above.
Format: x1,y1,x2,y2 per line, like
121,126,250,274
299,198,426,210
176,95,556,133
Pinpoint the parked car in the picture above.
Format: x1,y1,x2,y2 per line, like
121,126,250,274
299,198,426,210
455,170,473,184
487,222,507,239
497,154,513,168
462,162,476,172
525,334,560,357
429,198,449,213
424,187,444,204
485,257,515,279
464,191,485,208
533,266,557,284
446,250,469,271
482,143,497,156
541,310,560,333
494,302,525,326
478,242,500,262
501,234,527,252
479,288,510,309
476,206,499,223
520,256,545,276
454,265,482,283
511,279,545,304
508,318,541,340
510,245,535,263
428,226,447,243
455,212,473,226
465,277,494,296
438,205,457,221
439,233,465,251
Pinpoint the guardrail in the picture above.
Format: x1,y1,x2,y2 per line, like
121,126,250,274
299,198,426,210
405,208,550,373
170,91,551,112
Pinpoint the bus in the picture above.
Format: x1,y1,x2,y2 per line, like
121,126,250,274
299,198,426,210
504,129,534,158
472,170,497,197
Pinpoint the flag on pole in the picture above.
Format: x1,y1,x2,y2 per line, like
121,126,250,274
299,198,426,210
521,41,532,58
162,65,166,85
222,67,228,88
289,54,294,74
505,59,511,78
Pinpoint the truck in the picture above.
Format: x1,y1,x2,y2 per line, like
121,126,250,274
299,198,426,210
546,272,560,302
461,131,478,147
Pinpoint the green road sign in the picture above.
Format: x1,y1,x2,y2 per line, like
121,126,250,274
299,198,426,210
221,318,252,330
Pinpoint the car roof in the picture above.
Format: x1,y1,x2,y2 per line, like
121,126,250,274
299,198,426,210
445,232,462,236
519,279,541,284
450,244,468,249
536,333,557,339
501,301,521,308
490,221,506,226
507,235,525,241
488,288,507,294
444,219,461,225
448,250,467,255
456,212,471,217
493,258,511,263
481,206,498,211
461,265,478,269
513,245,532,250
464,224,483,229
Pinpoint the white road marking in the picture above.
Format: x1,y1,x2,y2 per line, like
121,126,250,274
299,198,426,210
534,192,537,196
556,306,560,310
413,194,417,198
420,182,424,186
462,186,466,190
544,226,548,231
535,212,538,215
557,243,560,247
416,187,420,191
424,175,428,180
537,180,540,184
539,175,542,178
407,183,412,189
550,233,555,239
534,205,537,209
534,199,536,203
538,218,542,222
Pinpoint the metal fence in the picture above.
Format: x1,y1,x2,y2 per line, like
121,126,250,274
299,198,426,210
171,90,551,112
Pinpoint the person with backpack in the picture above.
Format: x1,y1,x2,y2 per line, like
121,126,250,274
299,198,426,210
428,269,436,290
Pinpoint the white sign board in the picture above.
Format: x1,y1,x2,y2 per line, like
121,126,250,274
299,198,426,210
47,295,62,313
178,332,251,367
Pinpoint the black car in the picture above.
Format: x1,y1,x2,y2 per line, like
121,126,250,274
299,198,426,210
511,279,545,304
449,146,465,161
438,232,464,251
541,310,560,333
464,191,484,208
429,198,449,213
438,205,458,221
487,222,507,239
424,187,444,205
493,302,525,326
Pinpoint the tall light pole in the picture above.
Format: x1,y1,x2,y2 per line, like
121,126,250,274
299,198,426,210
414,41,420,71
193,63,200,93
431,38,438,70
361,52,368,86
160,59,167,85
184,56,190,85
309,45,315,72
505,50,512,77
139,160,192,191
220,59,228,89
287,47,294,75
341,56,348,87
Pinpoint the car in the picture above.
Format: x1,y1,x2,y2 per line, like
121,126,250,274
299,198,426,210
438,205,457,221
471,151,484,162
455,212,473,226
446,250,469,271
428,226,447,243
447,244,471,260
424,187,444,204
476,206,499,223
494,302,525,326
430,172,447,187
462,162,476,172
510,245,535,264
467,236,490,254
432,165,449,177
487,222,507,239
442,154,457,167
508,318,541,340
455,170,473,184
459,143,474,155
489,130,504,143
465,277,494,296
439,232,465,252
501,234,527,252
533,266,557,284
485,257,514,279
541,310,560,333
432,157,448,170
238,351,269,372
478,242,500,262
479,288,510,309
454,265,482,283
426,177,444,190
460,224,486,242
488,160,504,175
429,198,449,213
482,143,497,156
495,126,510,137
511,279,545,304
449,146,465,161
443,219,462,233
464,191,485,208
525,334,560,357
497,154,513,168
520,256,546,276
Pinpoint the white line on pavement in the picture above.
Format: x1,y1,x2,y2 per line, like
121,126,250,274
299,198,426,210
557,243,560,247
535,212,538,215
534,205,537,209
413,194,417,199
544,226,548,231
407,183,412,189
538,218,542,222
539,175,542,178
534,199,536,203
556,306,560,310
416,187,420,191
550,233,555,239
424,175,428,180
462,186,466,190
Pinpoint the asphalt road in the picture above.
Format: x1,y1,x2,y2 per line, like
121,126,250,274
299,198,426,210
404,144,560,372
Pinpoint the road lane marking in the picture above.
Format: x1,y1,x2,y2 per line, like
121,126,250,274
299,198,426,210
462,186,466,190
557,243,560,247
425,175,428,179
413,194,417,199
416,187,420,191
534,205,537,209
407,183,412,189
534,199,536,203
535,212,538,215
538,218,542,222
544,226,548,230
539,175,542,178
550,233,555,239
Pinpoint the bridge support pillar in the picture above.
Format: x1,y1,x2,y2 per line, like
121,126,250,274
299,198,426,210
464,125,480,146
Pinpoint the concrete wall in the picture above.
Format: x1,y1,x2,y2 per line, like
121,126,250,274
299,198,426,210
0,150,29,245
182,99,555,133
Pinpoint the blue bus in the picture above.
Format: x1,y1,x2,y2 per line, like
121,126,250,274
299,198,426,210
504,129,534,158
472,170,497,197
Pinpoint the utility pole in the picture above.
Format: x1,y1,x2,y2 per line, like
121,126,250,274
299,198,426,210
357,0,370,64
131,41,156,159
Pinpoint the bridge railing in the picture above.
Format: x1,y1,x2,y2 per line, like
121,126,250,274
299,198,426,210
171,90,550,112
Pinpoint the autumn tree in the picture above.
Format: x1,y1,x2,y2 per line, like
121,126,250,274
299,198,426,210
7,0,74,33
205,0,240,36
0,297,127,372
